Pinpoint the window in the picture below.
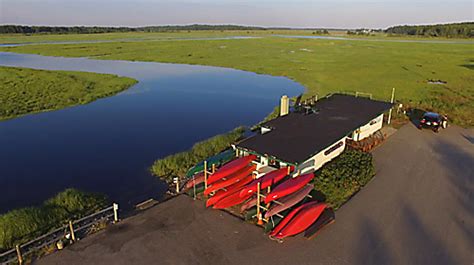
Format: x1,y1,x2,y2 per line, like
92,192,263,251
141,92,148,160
324,141,344,156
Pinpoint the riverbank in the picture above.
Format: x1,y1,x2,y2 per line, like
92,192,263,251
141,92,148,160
0,189,108,252
1,34,472,126
0,66,137,120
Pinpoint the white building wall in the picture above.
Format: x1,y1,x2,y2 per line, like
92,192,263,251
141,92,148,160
352,113,384,141
297,137,347,174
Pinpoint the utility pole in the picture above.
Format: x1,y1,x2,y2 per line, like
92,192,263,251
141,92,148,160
387,87,395,125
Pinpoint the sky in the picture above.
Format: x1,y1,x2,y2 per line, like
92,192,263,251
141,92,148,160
0,0,472,29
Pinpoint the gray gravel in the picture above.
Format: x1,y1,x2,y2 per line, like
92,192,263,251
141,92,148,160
37,124,474,265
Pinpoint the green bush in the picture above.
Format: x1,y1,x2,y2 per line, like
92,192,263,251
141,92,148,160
151,126,245,181
313,149,375,209
0,189,107,251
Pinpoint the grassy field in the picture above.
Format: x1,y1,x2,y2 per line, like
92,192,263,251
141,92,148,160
1,33,472,126
0,66,137,120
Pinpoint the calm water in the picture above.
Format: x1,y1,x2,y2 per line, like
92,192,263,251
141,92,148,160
0,52,304,213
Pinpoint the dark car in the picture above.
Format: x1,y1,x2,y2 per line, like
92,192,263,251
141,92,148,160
418,112,447,132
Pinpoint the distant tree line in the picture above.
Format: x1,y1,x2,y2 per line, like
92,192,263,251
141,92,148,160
385,22,474,38
0,24,266,34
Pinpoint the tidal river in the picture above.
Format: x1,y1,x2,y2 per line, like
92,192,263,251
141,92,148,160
0,52,304,213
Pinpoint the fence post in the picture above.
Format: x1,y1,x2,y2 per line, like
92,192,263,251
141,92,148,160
113,203,119,223
15,244,23,265
69,221,76,242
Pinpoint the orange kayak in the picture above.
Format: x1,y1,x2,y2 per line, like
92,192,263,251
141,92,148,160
206,174,254,207
207,155,256,185
271,202,327,240
264,173,314,204
204,164,256,195
239,166,293,198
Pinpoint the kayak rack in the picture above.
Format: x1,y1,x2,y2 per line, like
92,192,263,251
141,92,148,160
254,182,314,225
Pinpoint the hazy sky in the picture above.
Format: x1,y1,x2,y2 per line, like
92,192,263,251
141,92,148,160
1,0,472,29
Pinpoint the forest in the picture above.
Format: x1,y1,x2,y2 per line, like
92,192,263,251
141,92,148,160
0,24,266,34
385,22,473,38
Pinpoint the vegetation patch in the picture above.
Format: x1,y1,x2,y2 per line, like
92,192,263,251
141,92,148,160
151,126,246,182
0,66,137,120
0,189,107,251
313,149,375,209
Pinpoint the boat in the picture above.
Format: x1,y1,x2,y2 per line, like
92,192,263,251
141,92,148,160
270,201,327,240
204,164,256,195
186,149,235,178
213,190,254,209
239,166,293,198
239,189,268,213
304,208,335,239
264,184,314,219
184,172,204,190
268,202,311,237
264,173,314,204
205,174,254,207
207,155,257,185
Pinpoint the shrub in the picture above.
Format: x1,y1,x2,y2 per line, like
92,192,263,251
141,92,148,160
0,189,107,251
313,149,375,209
151,126,245,181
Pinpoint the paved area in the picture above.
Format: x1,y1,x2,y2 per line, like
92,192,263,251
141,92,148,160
37,124,474,265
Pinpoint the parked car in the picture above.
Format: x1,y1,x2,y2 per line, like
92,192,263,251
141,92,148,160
418,112,448,132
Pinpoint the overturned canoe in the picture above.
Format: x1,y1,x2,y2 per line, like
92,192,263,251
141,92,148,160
264,173,314,204
184,172,205,190
207,155,257,185
239,189,268,213
206,174,254,207
304,208,335,239
264,184,314,219
186,149,235,178
239,166,293,198
204,164,256,195
271,201,327,240
213,189,253,209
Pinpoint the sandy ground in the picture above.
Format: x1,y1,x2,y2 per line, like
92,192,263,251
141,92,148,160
36,124,474,265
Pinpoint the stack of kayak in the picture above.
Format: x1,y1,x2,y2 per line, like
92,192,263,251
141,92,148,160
184,149,236,191
185,152,335,242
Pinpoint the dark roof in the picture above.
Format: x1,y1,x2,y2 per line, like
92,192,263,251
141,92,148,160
237,94,393,164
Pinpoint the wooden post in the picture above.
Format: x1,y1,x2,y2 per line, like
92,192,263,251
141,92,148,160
15,245,23,265
387,87,395,125
193,175,196,200
287,166,291,175
175,178,180,194
212,164,216,174
69,221,76,242
113,203,119,223
257,182,263,225
204,161,208,190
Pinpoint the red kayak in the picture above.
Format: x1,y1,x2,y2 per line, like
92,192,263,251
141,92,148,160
265,184,314,219
271,202,327,239
207,155,256,185
239,190,268,213
239,166,293,198
213,190,254,209
206,174,254,207
264,173,314,204
184,172,205,190
204,164,256,195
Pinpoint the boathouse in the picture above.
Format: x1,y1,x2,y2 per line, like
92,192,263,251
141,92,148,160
234,93,393,175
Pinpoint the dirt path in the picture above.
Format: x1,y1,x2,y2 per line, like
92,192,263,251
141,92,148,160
37,124,474,265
